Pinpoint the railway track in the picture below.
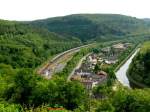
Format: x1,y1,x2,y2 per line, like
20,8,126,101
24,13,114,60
37,43,95,79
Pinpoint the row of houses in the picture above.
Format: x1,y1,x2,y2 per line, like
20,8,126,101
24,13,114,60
71,69,107,90
71,42,132,90
71,53,108,90
101,42,132,64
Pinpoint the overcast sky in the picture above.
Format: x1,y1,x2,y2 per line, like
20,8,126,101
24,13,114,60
0,0,150,21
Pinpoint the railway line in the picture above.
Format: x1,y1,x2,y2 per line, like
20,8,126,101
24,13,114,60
37,43,95,79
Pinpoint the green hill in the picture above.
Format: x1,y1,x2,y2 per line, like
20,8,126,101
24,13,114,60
0,19,81,69
30,14,150,41
1,14,150,69
128,41,150,87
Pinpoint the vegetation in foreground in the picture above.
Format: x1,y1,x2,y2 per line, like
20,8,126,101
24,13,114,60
1,39,150,112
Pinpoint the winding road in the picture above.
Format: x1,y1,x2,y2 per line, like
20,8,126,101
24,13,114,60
116,48,140,87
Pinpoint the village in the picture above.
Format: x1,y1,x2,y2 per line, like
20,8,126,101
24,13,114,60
70,42,132,90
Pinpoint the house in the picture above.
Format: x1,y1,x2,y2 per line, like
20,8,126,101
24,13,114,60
71,75,82,80
105,59,118,64
97,71,107,82
81,80,98,90
81,80,93,90
101,47,111,54
112,43,126,52
71,69,108,90
43,69,51,76
97,58,103,63
91,59,97,65
124,43,132,48
74,69,92,76
87,55,98,64
97,71,107,76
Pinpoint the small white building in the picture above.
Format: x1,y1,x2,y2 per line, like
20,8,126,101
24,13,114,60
105,60,118,64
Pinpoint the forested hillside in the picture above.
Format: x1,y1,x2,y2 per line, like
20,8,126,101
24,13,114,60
0,14,150,112
0,19,85,111
30,14,150,41
0,20,81,69
128,41,150,87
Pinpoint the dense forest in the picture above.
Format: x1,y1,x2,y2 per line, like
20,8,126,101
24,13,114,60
0,14,150,111
128,41,150,87
30,14,150,41
0,20,82,69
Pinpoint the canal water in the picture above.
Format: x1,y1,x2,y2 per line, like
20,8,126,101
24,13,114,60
116,49,140,87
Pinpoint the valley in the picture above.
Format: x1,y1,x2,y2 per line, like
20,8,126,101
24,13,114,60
0,14,150,112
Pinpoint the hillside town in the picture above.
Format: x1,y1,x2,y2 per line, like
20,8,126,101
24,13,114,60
70,42,132,90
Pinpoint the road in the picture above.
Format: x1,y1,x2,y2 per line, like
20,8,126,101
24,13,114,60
37,43,95,79
116,48,140,87
37,40,121,79
67,53,92,81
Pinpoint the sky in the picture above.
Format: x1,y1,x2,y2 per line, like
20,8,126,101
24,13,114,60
0,0,150,21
